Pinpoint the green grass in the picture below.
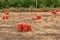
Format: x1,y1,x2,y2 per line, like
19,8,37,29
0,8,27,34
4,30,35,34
0,0,60,9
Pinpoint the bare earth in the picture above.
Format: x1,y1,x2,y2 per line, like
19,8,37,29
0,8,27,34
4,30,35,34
0,12,59,40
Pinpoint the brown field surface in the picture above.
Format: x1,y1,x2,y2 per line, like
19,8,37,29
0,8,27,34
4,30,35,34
0,12,60,40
